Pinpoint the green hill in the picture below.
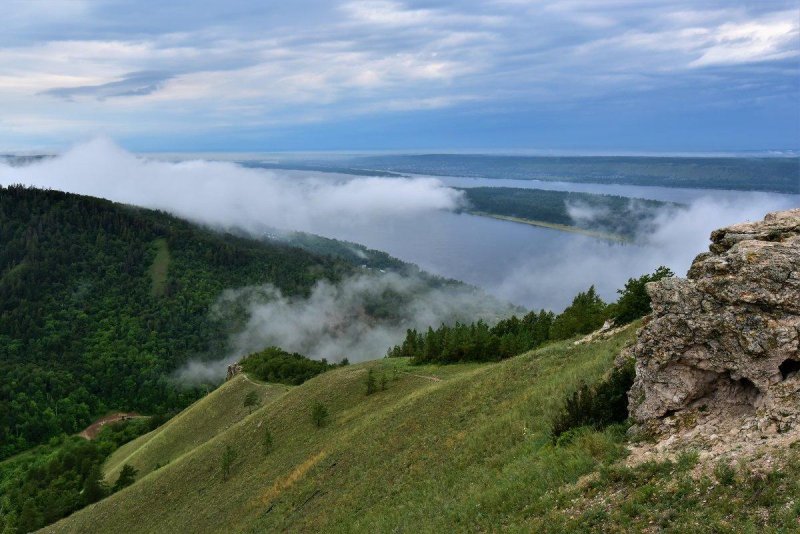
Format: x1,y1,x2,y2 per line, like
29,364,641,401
103,375,289,484
42,324,800,532
0,186,358,459
44,327,631,533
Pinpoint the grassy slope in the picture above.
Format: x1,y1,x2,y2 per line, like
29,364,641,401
148,238,170,297
46,325,800,532
104,375,288,484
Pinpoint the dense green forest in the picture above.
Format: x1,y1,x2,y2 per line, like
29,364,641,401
0,186,359,459
0,417,155,533
387,268,672,364
240,346,342,385
272,231,411,272
460,187,672,238
344,154,800,193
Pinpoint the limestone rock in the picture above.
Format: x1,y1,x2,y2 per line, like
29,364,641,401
226,363,242,380
629,208,800,429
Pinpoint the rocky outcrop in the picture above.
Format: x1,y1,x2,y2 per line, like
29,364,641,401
629,209,800,442
226,363,242,380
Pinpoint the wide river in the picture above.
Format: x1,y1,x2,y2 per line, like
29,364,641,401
280,169,800,311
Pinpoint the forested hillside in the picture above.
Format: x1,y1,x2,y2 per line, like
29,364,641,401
461,187,673,238
0,186,356,459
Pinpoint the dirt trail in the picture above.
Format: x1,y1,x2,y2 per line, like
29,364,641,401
79,412,144,440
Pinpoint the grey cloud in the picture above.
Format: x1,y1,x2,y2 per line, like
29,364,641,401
41,71,173,101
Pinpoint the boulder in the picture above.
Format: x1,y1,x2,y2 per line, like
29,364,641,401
629,208,800,430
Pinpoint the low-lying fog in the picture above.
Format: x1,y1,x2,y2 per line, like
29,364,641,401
2,139,797,373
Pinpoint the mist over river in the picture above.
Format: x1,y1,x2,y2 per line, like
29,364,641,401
3,142,797,312
270,168,799,311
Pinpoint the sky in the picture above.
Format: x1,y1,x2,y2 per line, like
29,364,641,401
1,0,798,152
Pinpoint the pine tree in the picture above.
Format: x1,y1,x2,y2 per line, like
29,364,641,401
113,464,138,492
262,426,274,455
83,464,108,504
365,369,377,395
17,499,42,534
221,445,237,480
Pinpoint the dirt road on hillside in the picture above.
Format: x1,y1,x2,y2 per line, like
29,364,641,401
79,412,144,439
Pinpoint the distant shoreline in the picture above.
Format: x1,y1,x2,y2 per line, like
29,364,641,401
469,211,629,243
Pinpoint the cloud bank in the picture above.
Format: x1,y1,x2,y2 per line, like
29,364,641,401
492,194,799,309
3,140,797,381
176,272,514,383
1,1,797,149
0,138,462,234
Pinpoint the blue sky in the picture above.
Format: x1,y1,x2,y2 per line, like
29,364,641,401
1,0,798,152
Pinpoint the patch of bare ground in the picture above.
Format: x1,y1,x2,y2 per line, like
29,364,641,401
79,412,145,439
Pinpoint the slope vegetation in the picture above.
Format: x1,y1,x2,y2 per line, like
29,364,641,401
47,323,800,533
48,328,631,532
460,186,673,239
104,375,288,484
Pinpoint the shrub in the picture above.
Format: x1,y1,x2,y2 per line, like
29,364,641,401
113,464,138,492
551,358,635,442
366,369,377,395
221,445,237,480
243,391,259,414
311,401,329,428
262,426,274,455
714,461,736,486
240,347,334,385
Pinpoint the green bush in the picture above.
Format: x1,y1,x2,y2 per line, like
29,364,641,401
113,464,138,492
551,358,635,442
240,347,334,385
611,266,674,325
311,402,329,428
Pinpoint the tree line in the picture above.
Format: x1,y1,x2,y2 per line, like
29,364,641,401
387,267,673,364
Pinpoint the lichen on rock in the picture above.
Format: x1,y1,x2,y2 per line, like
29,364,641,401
627,209,800,461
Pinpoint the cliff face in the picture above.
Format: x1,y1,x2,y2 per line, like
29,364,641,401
629,209,800,446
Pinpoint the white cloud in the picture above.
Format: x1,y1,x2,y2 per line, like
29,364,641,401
0,138,463,233
690,15,800,67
